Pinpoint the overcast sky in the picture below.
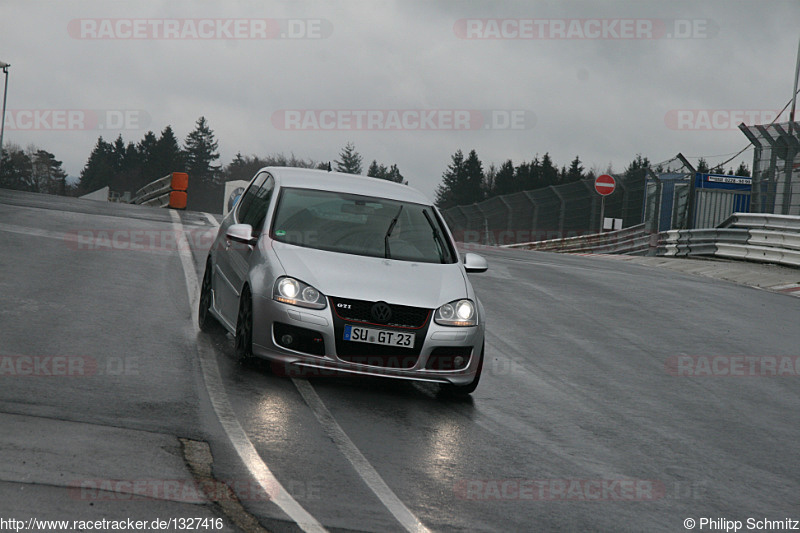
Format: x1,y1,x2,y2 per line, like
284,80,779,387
2,0,799,200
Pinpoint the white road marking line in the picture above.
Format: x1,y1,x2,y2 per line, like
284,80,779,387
0,222,73,241
292,379,431,533
170,210,327,533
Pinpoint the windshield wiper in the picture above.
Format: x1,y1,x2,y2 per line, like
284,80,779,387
422,209,449,264
384,205,403,259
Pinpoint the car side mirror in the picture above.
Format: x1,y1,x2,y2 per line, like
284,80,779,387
463,252,488,273
226,224,258,246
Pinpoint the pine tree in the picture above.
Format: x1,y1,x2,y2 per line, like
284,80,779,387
566,156,584,183
78,137,115,194
385,164,405,184
483,163,497,198
223,153,268,182
366,159,404,183
462,149,485,204
184,117,220,185
624,154,650,178
435,150,466,209
137,130,159,185
119,140,142,192
493,159,516,195
335,142,363,174
735,162,750,177
515,161,531,192
112,135,126,173
710,163,725,175
367,160,387,179
153,125,185,178
696,158,710,174
527,156,542,190
540,152,558,187
221,152,318,183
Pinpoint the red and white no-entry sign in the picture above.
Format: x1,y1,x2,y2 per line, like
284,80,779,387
594,174,616,196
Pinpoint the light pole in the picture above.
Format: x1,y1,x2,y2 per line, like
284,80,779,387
0,61,9,165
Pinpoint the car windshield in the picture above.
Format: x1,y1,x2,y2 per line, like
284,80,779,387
270,187,456,264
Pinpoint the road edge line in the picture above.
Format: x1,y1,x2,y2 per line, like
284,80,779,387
170,210,327,533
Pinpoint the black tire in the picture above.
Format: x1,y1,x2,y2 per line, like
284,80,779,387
234,288,255,363
199,258,223,333
441,342,484,396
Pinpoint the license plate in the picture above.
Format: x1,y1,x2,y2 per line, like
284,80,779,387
343,325,414,348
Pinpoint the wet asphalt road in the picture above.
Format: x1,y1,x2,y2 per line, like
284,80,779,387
1,189,799,532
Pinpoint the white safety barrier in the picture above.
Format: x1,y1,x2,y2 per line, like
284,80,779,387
656,213,800,268
131,172,188,209
504,212,800,269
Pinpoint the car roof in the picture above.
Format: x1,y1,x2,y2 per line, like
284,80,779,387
262,166,432,205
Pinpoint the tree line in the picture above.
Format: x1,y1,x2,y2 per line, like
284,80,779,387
0,145,70,195
0,115,750,211
433,150,750,209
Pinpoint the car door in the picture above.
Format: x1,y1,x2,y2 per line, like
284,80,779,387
214,172,274,325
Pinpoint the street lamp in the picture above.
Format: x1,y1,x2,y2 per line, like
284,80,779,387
0,61,9,165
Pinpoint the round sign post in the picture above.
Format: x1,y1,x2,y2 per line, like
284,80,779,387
595,174,616,231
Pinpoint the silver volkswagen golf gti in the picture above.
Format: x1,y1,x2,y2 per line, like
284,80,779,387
199,167,488,394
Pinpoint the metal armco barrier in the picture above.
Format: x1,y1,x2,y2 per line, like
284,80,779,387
131,172,188,209
657,213,800,268
503,223,653,255
498,212,800,269
718,213,800,232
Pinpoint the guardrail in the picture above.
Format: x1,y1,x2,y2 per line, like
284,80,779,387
657,213,800,268
502,223,652,255
718,212,800,232
131,172,188,209
499,212,800,269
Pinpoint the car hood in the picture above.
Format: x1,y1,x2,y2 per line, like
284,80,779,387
271,242,469,308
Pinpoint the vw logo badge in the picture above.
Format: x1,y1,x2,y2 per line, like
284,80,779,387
371,302,392,323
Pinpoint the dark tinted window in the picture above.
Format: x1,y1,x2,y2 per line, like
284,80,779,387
237,172,275,232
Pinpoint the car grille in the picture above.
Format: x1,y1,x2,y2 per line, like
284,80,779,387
329,297,430,329
329,296,432,368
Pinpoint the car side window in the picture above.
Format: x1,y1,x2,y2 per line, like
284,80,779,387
236,172,267,224
238,173,275,233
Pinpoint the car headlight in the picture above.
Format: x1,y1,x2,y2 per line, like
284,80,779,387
273,277,327,309
434,299,477,327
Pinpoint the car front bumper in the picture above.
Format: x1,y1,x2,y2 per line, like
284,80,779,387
251,294,484,386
